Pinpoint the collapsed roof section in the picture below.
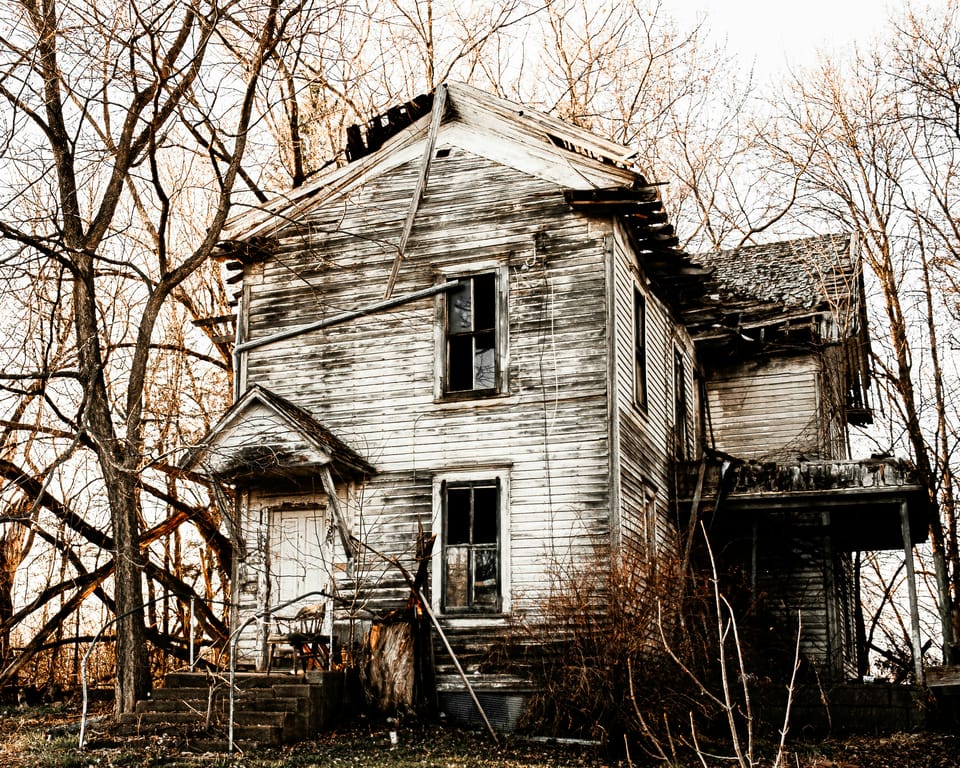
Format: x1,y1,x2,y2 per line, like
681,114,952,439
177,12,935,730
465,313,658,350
687,233,866,341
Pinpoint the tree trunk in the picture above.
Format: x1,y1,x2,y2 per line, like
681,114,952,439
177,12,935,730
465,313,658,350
105,468,152,714
73,264,152,714
364,620,416,714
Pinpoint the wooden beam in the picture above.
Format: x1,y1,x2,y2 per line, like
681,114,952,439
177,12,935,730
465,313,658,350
900,499,925,684
320,464,355,565
384,84,448,299
191,314,236,328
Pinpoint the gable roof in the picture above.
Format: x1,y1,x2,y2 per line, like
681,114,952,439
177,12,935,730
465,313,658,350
217,81,707,309
221,82,647,248
182,385,374,481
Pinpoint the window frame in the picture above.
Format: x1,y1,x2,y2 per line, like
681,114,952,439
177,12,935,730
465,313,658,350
633,284,648,411
673,346,689,460
436,265,508,400
642,484,659,562
432,468,511,616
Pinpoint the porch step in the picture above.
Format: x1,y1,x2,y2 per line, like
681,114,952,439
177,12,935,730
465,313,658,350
123,670,345,744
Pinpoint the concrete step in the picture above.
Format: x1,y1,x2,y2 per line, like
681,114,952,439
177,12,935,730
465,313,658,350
128,669,346,744
232,723,284,745
270,683,315,699
149,686,212,701
118,703,294,741
137,698,208,714
148,684,298,703
134,711,208,726
232,709,291,728
162,671,292,689
244,695,305,713
161,672,217,688
137,694,305,718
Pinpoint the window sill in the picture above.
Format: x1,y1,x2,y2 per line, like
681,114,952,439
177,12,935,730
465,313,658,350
434,390,516,408
436,612,510,624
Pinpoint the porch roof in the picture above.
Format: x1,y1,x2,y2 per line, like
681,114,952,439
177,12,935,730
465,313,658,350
181,385,375,483
686,457,929,552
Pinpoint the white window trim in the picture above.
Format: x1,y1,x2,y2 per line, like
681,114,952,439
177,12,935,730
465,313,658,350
431,467,511,616
434,263,510,400
673,344,689,460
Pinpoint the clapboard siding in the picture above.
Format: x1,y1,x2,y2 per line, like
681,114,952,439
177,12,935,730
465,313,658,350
707,357,821,460
753,510,856,679
610,223,697,557
242,149,613,624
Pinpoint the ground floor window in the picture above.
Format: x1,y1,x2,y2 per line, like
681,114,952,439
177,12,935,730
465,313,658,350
440,477,503,613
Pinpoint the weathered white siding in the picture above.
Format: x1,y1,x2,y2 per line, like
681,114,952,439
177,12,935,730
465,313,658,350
706,357,821,461
240,147,613,626
610,222,697,559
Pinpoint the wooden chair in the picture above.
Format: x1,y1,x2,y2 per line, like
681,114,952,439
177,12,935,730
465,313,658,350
266,603,329,673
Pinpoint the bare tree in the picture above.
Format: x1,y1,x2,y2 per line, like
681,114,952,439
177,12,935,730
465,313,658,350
0,0,316,713
766,2,960,664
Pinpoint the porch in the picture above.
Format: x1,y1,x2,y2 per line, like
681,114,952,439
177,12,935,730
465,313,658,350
680,455,930,683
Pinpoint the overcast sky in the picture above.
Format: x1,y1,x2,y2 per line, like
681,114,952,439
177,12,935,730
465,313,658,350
672,0,897,81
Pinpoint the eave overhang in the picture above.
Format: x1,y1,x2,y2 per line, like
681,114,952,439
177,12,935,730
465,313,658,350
564,186,714,312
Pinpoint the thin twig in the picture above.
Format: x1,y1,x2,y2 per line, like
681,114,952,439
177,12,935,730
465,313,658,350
773,611,803,768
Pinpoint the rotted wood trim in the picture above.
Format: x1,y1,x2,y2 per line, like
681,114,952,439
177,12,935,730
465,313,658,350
604,231,622,553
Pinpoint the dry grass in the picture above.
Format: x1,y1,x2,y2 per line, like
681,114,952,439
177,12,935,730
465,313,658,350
2,701,958,767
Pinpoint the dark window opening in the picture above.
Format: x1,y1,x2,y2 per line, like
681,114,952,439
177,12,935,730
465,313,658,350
446,274,498,394
634,286,647,410
674,348,688,459
443,480,500,612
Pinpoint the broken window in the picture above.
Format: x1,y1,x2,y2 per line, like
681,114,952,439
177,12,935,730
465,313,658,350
445,273,498,394
442,480,500,612
634,285,647,410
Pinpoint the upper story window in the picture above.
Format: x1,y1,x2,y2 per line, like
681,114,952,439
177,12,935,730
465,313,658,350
442,479,501,613
633,285,647,410
674,347,688,459
444,272,501,395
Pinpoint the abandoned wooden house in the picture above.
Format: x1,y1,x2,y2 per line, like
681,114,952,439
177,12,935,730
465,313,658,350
183,82,929,726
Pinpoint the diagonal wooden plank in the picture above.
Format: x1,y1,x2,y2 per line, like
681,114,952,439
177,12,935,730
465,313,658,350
383,84,448,299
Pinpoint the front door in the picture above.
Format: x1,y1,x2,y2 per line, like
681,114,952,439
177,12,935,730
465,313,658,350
270,506,331,614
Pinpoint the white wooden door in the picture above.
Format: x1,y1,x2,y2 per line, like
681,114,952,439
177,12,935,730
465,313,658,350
271,507,330,612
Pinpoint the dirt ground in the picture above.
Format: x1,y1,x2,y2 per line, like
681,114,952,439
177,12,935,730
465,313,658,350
1,701,958,767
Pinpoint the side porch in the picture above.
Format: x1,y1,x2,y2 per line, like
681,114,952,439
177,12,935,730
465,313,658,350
680,455,929,684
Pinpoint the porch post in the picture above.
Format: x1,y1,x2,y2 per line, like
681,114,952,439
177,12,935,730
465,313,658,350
900,499,924,684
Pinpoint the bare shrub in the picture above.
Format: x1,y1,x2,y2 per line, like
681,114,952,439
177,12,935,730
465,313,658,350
497,548,707,745
504,537,797,763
